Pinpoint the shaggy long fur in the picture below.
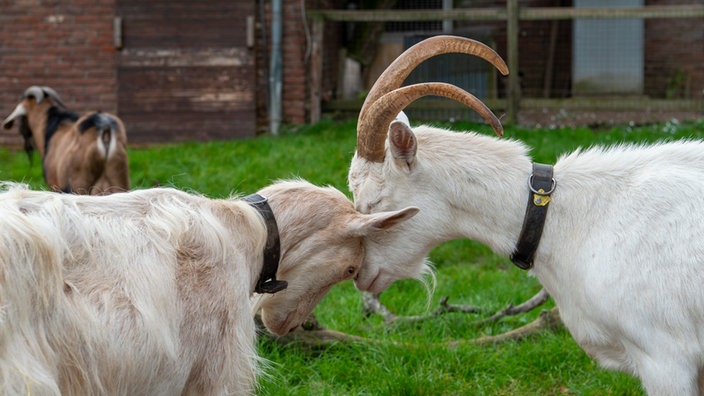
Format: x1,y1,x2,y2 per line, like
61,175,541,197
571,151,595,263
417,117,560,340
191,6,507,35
348,121,704,395
0,180,413,395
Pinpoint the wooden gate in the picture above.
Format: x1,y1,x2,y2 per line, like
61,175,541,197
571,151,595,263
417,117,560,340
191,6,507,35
116,1,256,143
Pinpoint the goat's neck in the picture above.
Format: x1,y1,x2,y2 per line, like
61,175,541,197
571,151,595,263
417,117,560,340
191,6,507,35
263,207,307,278
413,131,534,256
26,111,49,158
245,194,310,293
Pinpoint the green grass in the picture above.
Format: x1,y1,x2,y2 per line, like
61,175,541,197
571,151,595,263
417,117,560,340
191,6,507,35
1,117,702,395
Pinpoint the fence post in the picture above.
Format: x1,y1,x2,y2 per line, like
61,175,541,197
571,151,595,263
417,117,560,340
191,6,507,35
506,0,520,125
309,16,324,124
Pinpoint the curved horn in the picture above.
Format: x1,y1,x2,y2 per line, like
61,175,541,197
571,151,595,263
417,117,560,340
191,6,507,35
360,35,508,120
357,83,503,163
41,86,67,108
23,86,46,104
357,35,509,162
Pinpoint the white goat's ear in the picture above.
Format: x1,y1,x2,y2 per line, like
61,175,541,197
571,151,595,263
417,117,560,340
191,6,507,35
348,206,420,237
389,121,417,169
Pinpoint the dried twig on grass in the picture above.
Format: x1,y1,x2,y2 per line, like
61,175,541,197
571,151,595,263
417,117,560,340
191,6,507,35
259,308,562,351
362,288,551,327
257,288,561,351
362,292,483,324
468,288,551,327
447,307,561,347
256,312,389,352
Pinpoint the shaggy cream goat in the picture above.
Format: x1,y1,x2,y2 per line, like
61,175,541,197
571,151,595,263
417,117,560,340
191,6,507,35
0,180,412,395
3,86,129,194
349,35,704,395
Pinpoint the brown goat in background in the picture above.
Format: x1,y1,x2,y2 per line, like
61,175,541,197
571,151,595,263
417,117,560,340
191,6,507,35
2,86,129,195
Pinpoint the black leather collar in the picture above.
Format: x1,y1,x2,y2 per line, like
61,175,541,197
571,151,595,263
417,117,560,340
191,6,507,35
243,194,288,294
510,163,556,270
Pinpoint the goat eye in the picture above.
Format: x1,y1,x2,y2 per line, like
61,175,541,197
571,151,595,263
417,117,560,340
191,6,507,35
366,199,382,213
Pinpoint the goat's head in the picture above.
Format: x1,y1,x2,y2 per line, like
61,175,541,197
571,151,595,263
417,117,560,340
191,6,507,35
3,86,67,130
348,36,509,293
254,180,416,335
3,86,68,158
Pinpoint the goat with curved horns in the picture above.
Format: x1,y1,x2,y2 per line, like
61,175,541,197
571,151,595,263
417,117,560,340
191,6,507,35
348,35,704,395
0,180,413,394
3,86,129,195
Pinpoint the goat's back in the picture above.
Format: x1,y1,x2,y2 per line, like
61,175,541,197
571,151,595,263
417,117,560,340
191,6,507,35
533,141,704,388
43,111,129,195
0,185,264,395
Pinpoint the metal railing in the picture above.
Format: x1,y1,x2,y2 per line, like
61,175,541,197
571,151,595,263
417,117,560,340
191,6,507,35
308,2,704,125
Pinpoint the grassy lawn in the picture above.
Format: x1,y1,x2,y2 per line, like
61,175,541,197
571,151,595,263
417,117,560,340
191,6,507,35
1,117,702,395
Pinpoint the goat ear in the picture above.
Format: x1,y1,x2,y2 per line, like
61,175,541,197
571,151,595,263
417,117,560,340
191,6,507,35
388,121,417,169
348,206,420,237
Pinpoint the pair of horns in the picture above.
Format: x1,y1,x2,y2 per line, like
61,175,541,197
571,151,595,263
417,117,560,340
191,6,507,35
23,86,67,108
356,35,509,163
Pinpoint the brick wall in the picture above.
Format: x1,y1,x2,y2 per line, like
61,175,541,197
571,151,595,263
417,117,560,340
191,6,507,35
1,0,340,145
4,1,697,145
0,0,117,146
645,0,704,99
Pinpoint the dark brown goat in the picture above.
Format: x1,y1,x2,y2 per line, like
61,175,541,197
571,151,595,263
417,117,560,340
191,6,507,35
3,86,129,195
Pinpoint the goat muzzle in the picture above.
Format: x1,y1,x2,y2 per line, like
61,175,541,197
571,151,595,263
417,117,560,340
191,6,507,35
3,103,27,129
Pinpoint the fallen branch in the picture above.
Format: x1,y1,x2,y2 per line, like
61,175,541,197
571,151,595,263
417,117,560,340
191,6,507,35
257,288,561,351
269,327,386,351
257,312,387,352
362,288,550,327
259,308,562,350
362,293,484,324
447,307,561,347
468,288,551,327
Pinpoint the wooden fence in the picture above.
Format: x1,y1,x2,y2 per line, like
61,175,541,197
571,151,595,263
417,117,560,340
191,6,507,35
308,2,704,125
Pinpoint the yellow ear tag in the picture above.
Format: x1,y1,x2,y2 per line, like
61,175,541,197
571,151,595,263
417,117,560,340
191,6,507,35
533,189,551,206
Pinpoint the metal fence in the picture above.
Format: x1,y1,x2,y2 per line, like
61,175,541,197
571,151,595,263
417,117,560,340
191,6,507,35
309,2,704,125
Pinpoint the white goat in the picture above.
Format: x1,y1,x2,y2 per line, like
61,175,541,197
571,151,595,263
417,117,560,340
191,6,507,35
3,86,129,195
0,180,411,395
348,35,704,395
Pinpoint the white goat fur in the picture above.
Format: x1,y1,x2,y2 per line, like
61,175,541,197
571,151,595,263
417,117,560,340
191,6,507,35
349,122,704,395
0,180,411,395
